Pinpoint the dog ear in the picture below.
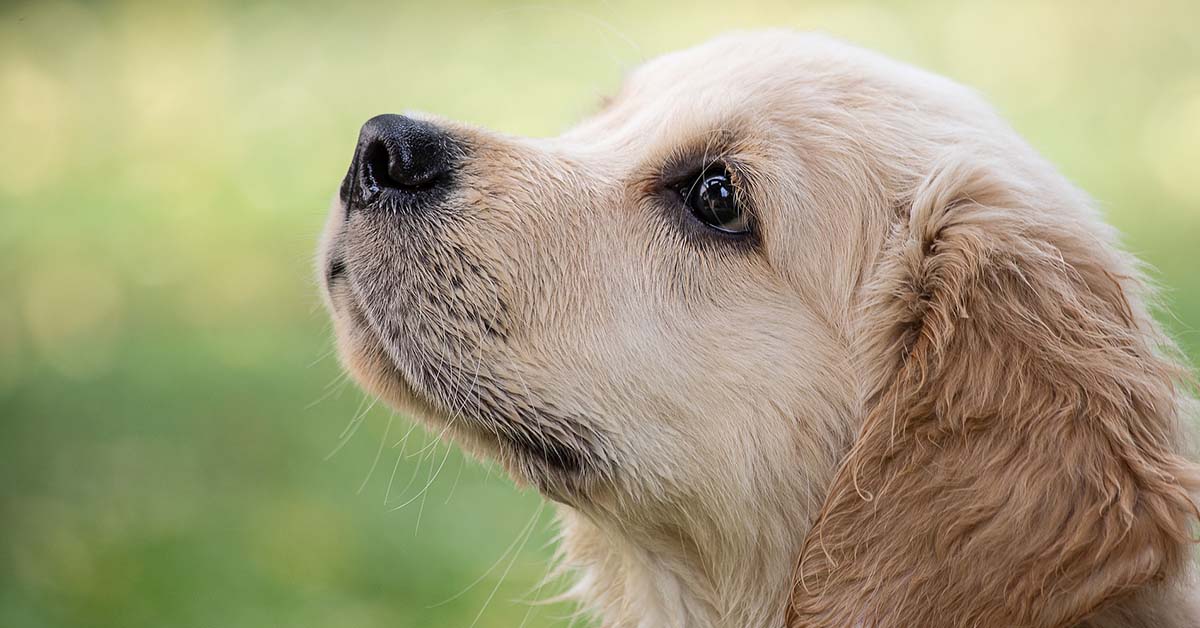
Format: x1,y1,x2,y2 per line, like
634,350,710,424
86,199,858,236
787,152,1199,627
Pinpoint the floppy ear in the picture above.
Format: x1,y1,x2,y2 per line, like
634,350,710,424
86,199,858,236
787,153,1200,627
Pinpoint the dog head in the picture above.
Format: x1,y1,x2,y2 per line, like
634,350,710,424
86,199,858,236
319,31,1198,626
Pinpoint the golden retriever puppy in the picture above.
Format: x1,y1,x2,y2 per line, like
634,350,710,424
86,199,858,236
318,30,1200,627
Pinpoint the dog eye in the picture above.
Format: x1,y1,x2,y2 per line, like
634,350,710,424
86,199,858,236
680,166,749,234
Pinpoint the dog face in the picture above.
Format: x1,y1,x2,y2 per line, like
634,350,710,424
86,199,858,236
319,32,904,510
320,31,1198,627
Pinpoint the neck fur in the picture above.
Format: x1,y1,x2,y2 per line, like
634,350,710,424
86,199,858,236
554,486,820,628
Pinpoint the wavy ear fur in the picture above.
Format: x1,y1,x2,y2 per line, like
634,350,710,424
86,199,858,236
787,152,1200,627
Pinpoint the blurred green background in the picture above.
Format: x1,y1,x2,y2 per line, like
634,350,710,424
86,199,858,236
1,1,1197,626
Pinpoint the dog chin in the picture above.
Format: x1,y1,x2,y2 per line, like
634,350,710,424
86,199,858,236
329,305,478,436
328,303,582,495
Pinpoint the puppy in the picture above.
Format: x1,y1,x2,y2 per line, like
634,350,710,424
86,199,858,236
318,31,1200,627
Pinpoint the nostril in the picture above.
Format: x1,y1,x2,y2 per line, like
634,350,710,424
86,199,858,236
364,139,440,193
361,140,391,196
347,114,455,210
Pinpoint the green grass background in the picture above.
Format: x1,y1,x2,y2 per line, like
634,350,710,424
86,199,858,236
1,1,1197,626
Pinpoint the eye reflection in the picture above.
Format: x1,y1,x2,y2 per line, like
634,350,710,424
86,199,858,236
680,165,750,234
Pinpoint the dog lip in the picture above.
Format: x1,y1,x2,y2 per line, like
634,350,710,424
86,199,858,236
343,296,597,477
327,254,606,484
326,257,346,283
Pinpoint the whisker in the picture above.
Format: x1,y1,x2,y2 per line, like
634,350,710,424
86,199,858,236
387,430,432,504
304,371,353,410
357,411,394,494
468,500,546,628
324,393,378,460
390,436,455,511
442,453,468,505
427,500,545,609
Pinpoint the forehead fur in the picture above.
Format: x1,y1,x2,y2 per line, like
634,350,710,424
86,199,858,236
568,31,990,152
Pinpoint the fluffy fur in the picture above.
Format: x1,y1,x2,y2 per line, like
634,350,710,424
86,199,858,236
318,31,1200,627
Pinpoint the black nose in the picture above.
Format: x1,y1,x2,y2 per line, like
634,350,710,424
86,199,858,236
342,114,456,208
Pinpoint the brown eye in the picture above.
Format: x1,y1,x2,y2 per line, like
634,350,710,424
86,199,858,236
680,165,750,234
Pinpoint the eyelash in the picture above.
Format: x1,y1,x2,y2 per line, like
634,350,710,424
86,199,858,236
652,159,758,247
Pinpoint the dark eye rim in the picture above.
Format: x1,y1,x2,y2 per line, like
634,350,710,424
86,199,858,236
677,167,749,235
663,160,756,239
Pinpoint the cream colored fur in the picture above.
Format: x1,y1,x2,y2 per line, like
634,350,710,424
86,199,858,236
319,31,1199,627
